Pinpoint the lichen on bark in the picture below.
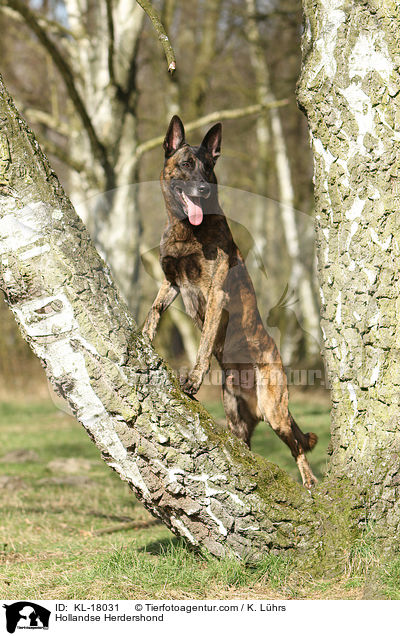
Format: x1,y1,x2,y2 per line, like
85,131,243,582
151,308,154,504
298,0,400,536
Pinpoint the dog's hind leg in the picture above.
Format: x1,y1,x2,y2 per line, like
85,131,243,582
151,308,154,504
222,379,258,448
255,365,318,488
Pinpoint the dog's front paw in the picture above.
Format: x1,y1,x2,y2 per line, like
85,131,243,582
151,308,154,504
179,369,203,396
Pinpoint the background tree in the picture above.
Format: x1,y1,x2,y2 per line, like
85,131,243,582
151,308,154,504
1,0,317,366
137,0,320,369
1,0,145,315
245,0,319,363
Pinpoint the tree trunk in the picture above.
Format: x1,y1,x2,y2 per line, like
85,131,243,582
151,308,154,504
244,0,276,323
64,0,144,317
245,0,320,364
0,74,320,562
3,0,145,317
298,0,400,537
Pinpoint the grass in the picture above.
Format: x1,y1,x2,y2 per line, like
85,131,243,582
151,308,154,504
381,559,400,599
0,391,388,599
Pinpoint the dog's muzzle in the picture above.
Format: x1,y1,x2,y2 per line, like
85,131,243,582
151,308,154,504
172,181,211,225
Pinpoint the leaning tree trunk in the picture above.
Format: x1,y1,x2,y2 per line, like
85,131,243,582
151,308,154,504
0,74,321,562
298,1,400,537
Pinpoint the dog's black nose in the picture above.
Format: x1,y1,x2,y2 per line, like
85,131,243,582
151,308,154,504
198,182,211,196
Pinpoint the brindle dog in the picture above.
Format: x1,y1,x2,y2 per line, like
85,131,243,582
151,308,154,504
142,115,318,488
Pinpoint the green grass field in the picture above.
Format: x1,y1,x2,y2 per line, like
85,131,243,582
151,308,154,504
0,395,395,599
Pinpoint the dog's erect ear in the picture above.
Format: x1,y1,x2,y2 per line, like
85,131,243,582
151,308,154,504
201,123,222,162
163,115,185,158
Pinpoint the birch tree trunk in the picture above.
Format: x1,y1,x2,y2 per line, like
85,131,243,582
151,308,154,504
64,0,144,317
298,1,400,538
3,0,144,317
245,0,320,364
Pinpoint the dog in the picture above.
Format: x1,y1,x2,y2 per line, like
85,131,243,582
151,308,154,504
142,115,318,487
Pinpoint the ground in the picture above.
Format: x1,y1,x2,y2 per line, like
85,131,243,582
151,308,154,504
0,385,397,599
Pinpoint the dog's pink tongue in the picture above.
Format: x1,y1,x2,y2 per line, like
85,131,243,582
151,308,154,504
185,194,203,225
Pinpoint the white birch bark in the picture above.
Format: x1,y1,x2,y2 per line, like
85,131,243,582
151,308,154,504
50,0,144,315
298,0,400,534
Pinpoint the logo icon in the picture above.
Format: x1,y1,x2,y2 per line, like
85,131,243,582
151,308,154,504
2,603,50,634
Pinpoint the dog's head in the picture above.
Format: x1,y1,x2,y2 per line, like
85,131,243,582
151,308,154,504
161,115,221,226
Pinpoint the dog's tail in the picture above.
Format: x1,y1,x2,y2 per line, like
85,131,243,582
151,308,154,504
289,412,318,453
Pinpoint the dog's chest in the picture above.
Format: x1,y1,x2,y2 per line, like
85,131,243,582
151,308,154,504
161,244,212,323
160,231,215,285
161,249,203,286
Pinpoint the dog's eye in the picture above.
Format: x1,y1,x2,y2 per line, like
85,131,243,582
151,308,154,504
181,160,193,169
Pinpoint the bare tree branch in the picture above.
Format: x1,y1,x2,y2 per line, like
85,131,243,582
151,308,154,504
105,0,117,86
136,0,176,72
2,0,112,182
25,108,70,137
0,4,76,38
135,100,288,158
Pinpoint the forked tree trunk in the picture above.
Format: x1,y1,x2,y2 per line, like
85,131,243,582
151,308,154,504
298,1,400,537
2,0,400,567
